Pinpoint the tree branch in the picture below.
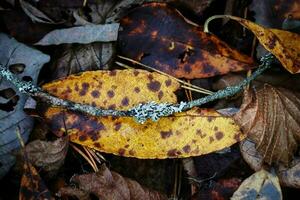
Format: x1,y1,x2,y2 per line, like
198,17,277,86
0,53,274,123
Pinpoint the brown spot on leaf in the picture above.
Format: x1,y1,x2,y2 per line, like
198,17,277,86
182,145,191,153
158,91,164,100
167,149,178,157
207,116,213,122
107,90,115,98
124,144,129,148
147,80,161,92
165,79,172,86
79,83,89,96
133,70,140,76
214,126,218,131
160,130,173,139
108,104,116,110
129,149,135,156
109,70,117,76
94,142,101,148
118,148,126,156
209,136,214,143
234,132,242,142
75,83,79,91
114,122,122,131
79,135,87,141
215,131,224,140
134,87,140,93
196,129,206,138
91,90,100,98
268,36,277,49
121,97,129,106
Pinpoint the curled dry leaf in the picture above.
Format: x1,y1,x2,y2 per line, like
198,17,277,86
20,161,54,200
218,15,300,74
234,84,300,165
36,23,119,45
41,69,244,159
59,165,167,200
119,3,254,79
240,138,263,172
25,136,69,172
231,169,282,200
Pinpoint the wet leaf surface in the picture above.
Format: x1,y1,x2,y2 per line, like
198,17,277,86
0,33,50,178
119,3,254,79
59,164,167,200
231,169,282,200
234,84,300,165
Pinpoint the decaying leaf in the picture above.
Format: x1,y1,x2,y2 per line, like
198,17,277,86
20,161,54,200
36,23,120,45
119,3,254,79
218,15,300,74
41,69,244,159
42,69,180,110
231,169,282,200
277,158,300,188
240,138,264,172
234,84,300,165
25,136,69,172
59,164,167,200
0,33,50,178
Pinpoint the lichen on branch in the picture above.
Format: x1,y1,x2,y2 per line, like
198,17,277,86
0,53,274,123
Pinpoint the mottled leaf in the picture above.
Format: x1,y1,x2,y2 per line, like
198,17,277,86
42,69,180,110
19,161,54,200
25,136,69,172
36,23,119,45
221,15,300,74
41,69,243,159
231,169,282,200
119,3,254,79
0,33,50,178
59,164,167,200
234,84,300,165
42,107,244,159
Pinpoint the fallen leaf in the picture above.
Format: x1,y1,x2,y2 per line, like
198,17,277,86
49,43,115,79
217,15,300,74
25,136,69,173
240,138,264,172
41,69,244,159
20,161,54,200
0,33,50,178
231,169,282,200
36,23,120,45
42,69,180,110
59,164,167,200
20,0,56,24
234,84,300,165
277,158,300,188
119,3,254,79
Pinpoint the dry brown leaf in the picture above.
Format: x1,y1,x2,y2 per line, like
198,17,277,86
234,84,300,165
59,164,167,200
19,161,54,200
277,158,300,188
25,136,69,172
240,138,264,171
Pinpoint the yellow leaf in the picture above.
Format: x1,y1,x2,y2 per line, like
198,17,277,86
42,69,244,159
206,15,300,74
42,69,180,110
43,107,244,159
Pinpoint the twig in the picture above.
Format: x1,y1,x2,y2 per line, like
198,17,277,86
0,53,274,123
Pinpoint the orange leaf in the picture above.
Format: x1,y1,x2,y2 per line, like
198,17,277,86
208,15,300,74
119,3,254,79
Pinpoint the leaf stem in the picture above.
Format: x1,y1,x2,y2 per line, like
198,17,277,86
0,53,274,123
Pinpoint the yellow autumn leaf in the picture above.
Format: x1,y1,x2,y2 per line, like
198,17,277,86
205,15,300,74
43,107,244,159
42,69,244,159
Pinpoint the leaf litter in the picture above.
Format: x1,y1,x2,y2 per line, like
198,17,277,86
0,1,300,199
